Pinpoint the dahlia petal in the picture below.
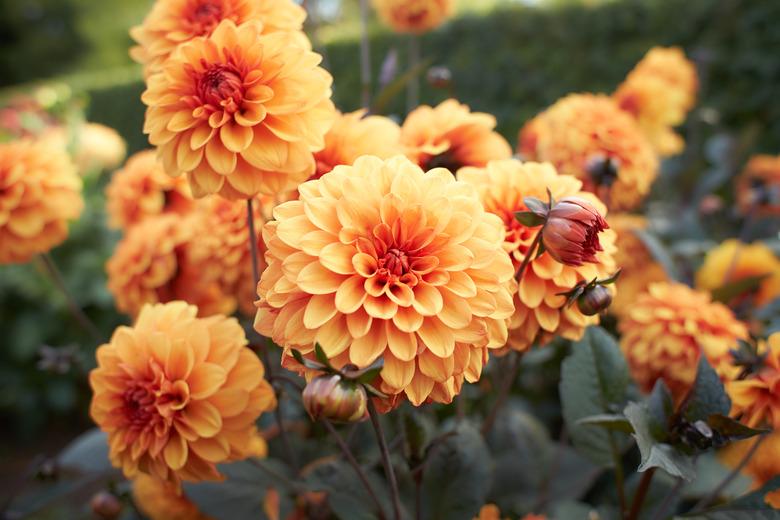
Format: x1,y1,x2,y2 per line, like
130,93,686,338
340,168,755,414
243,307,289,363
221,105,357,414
346,308,373,338
418,349,455,383
353,253,378,277
336,275,368,314
364,295,398,320
349,321,387,367
382,354,415,389
519,272,545,307
447,271,478,298
207,388,250,418
187,168,224,197
304,197,341,235
225,351,265,391
220,123,253,153
242,127,288,170
317,316,351,358
387,282,415,307
393,305,424,333
189,436,230,463
181,400,222,438
176,139,203,171
165,337,195,381
417,317,455,358
297,261,344,294
205,139,237,175
386,322,418,362
188,363,227,399
438,288,472,329
411,283,443,316
303,293,338,329
319,242,357,275
405,371,435,406
190,125,215,149
163,433,188,470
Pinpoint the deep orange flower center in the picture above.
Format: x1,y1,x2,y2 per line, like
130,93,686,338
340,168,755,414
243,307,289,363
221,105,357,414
198,65,244,111
187,0,224,34
422,150,463,173
380,248,410,277
122,384,159,430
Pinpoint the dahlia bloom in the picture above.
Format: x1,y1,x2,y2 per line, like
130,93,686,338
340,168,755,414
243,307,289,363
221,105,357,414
518,94,658,211
613,46,698,157
372,0,454,34
459,160,617,352
255,155,516,407
90,302,276,487
313,110,402,179
133,474,212,520
131,0,307,75
401,99,512,173
736,154,780,216
106,214,234,317
142,20,336,199
618,282,748,400
727,332,780,429
0,139,83,264
542,197,609,267
106,149,195,230
695,239,780,310
607,214,668,317
721,432,780,509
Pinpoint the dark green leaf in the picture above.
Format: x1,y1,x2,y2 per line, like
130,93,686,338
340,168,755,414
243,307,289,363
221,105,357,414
514,211,546,227
306,459,392,520
58,428,112,474
647,379,674,441
599,268,623,285
624,402,696,481
577,414,634,433
560,327,631,466
314,343,333,369
684,357,731,423
682,476,780,519
403,409,432,462
633,228,681,282
422,422,491,520
291,349,305,365
523,196,550,216
711,274,771,304
707,415,770,441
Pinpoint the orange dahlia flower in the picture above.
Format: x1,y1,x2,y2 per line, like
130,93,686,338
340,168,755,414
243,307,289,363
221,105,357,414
0,139,83,264
142,20,336,199
254,155,516,407
613,47,698,157
518,94,658,211
401,99,512,173
695,239,780,310
133,474,212,520
460,160,617,352
607,214,668,317
106,149,195,230
131,0,307,75
313,110,402,180
90,301,276,487
618,282,748,400
106,214,234,317
372,0,454,34
727,332,780,429
721,432,780,508
736,155,780,216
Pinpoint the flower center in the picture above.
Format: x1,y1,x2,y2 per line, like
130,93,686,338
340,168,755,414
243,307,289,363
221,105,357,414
122,384,157,430
422,150,463,173
188,0,224,33
198,65,243,110
379,248,410,277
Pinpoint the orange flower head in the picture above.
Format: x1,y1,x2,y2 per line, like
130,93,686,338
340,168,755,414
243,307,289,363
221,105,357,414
618,282,748,400
736,154,780,216
372,0,454,34
90,301,276,487
106,214,235,317
106,150,195,230
133,474,212,520
460,160,617,352
695,239,780,310
142,20,336,199
542,197,609,266
726,332,780,429
518,93,659,211
313,110,402,179
614,47,698,157
721,431,780,508
254,155,517,407
607,213,668,317
401,99,512,173
131,0,308,75
0,139,83,264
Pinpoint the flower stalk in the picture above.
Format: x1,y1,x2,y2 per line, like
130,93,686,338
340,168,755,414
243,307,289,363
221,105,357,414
367,398,402,520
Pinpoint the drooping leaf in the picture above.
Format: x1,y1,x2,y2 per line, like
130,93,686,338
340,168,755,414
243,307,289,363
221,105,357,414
560,327,631,466
514,210,546,227
684,357,731,423
576,414,634,433
706,415,770,441
421,422,491,520
711,274,771,304
682,476,780,519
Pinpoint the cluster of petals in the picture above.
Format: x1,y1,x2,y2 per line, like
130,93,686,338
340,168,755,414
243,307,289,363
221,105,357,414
106,149,195,230
613,46,698,156
142,20,336,199
0,139,83,264
618,282,748,400
133,473,212,520
313,110,402,180
106,214,234,317
90,302,276,487
727,332,780,429
401,99,512,173
372,0,454,34
459,160,617,351
518,93,658,211
131,0,308,75
607,213,667,317
254,155,516,407
736,154,780,216
696,239,780,310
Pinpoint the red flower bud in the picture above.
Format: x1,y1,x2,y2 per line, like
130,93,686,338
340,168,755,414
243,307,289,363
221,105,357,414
577,284,613,316
90,491,122,520
302,374,368,423
541,197,609,266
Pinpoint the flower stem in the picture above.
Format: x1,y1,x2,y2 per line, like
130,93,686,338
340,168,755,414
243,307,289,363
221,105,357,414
406,34,420,113
693,434,767,511
609,431,628,517
323,419,387,520
481,350,522,436
359,0,372,110
627,468,656,520
367,398,402,520
515,228,543,282
38,253,101,343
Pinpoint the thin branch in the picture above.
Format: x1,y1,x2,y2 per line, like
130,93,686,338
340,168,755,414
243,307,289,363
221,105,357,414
608,430,628,517
359,0,372,110
627,468,656,520
367,398,402,520
650,477,684,520
38,253,101,342
481,351,522,436
515,229,543,282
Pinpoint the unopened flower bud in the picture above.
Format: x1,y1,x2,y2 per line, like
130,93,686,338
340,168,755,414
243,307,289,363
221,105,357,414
427,66,452,89
542,197,609,266
90,491,122,520
302,374,367,423
577,285,613,316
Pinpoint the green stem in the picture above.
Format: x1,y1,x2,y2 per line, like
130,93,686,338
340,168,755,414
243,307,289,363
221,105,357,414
406,34,420,112
359,0,372,110
367,398,402,520
608,431,627,517
481,351,522,436
515,228,543,282
38,253,101,342
627,468,656,520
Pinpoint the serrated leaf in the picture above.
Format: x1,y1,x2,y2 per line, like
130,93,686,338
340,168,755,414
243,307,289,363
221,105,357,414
624,402,696,481
707,415,770,441
577,414,634,433
422,422,491,520
684,357,731,423
560,327,630,466
514,211,546,227
711,274,771,304
682,476,780,519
